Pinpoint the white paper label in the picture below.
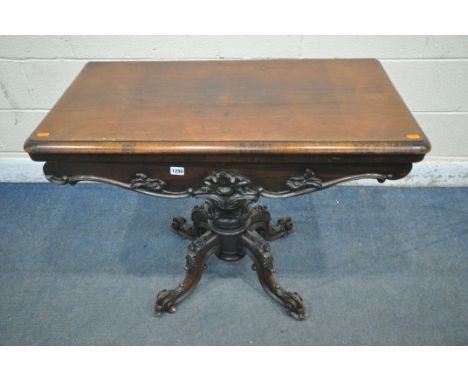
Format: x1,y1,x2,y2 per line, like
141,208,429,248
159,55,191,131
170,166,185,176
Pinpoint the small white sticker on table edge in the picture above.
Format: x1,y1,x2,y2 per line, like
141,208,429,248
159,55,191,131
170,166,185,176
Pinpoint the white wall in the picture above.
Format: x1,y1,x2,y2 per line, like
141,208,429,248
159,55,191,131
0,36,467,184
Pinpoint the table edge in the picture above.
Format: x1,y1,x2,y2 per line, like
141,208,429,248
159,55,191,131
24,139,431,156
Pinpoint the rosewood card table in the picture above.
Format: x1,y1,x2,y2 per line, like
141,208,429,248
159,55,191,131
24,59,430,320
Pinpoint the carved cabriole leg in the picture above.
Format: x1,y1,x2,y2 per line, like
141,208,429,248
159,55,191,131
240,229,306,320
249,205,294,241
155,231,221,315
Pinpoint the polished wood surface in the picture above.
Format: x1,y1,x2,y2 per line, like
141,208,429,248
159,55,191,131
24,59,430,156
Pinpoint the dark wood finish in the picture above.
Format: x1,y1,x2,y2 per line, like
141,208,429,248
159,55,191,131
24,59,431,320
154,171,307,319
43,161,412,192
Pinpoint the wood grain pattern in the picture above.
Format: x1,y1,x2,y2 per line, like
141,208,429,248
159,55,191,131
24,59,431,157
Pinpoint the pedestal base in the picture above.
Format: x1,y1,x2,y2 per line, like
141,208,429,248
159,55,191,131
156,202,305,320
45,169,392,320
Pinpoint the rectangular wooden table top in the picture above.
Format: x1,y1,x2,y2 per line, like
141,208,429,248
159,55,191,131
24,59,430,157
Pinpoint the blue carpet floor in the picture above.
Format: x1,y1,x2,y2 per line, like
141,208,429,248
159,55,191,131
0,183,467,345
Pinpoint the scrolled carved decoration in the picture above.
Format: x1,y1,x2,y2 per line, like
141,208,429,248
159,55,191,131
252,234,274,272
259,169,388,198
46,169,389,203
46,173,193,198
46,175,77,185
130,173,167,192
194,171,260,209
185,237,208,272
285,169,322,191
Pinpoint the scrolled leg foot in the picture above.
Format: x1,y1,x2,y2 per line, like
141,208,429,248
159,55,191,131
249,205,293,241
170,204,209,240
171,216,198,240
155,231,220,315
278,291,305,320
240,229,305,320
154,289,179,314
265,217,293,241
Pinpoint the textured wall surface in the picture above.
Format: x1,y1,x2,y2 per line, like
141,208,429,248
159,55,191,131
0,35,467,159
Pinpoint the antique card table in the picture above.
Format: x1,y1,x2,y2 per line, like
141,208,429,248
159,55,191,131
24,59,430,320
